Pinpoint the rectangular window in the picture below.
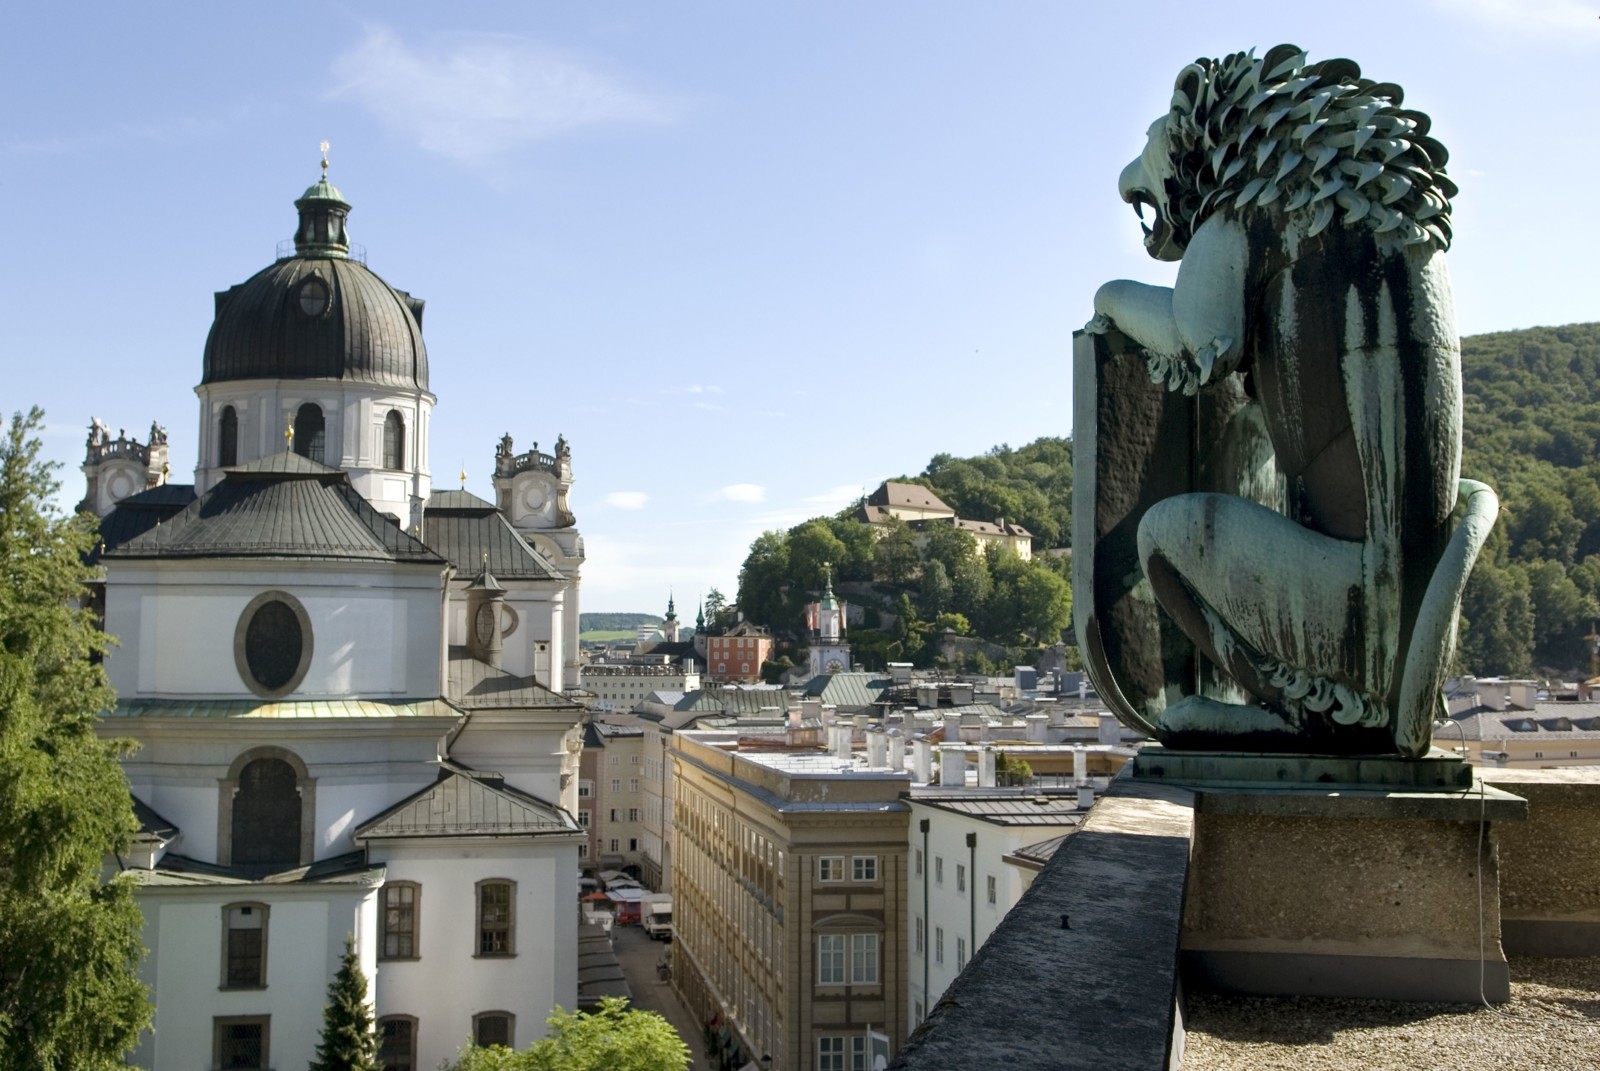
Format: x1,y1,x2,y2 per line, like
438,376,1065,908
851,1036,869,1071
381,883,418,960
935,927,944,964
610,838,620,852
628,808,640,822
987,874,997,905
935,857,944,885
223,904,267,988
957,936,968,970
629,838,639,851
957,864,967,893
578,780,593,798
477,881,514,956
817,934,846,985
915,916,925,954
214,1016,269,1069
817,1036,845,1071
852,855,878,882
818,856,845,882
914,1000,925,1027
611,779,621,793
578,810,590,827
610,809,619,823
850,933,879,984
474,1013,513,1048
630,778,640,792
915,848,923,877
378,1016,415,1071
631,754,641,764
578,843,587,858
610,755,620,765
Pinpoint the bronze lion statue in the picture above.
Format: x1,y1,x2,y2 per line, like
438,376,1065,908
1080,45,1497,756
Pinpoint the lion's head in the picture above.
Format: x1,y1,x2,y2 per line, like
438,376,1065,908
1119,44,1457,261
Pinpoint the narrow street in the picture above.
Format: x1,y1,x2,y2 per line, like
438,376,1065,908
610,923,717,1071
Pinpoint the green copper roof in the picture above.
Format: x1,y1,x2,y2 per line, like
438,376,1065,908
299,175,349,205
105,698,462,720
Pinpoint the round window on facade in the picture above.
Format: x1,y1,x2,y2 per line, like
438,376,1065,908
298,275,329,318
233,591,313,698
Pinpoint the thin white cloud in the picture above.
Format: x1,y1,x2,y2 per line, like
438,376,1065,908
1432,0,1596,33
684,385,725,395
605,491,649,510
720,484,766,504
330,27,678,164
805,483,864,506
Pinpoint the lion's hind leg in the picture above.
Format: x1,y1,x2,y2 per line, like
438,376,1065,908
1138,492,1385,745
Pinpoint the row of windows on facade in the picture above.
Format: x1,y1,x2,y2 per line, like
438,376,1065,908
215,403,406,468
816,1035,886,1071
212,1011,513,1071
221,881,514,999
912,918,969,970
913,848,999,903
578,777,643,795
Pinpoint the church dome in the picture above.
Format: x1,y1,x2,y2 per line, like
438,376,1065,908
202,172,429,391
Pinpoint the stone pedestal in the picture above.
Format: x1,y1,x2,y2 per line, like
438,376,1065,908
1137,748,1528,1003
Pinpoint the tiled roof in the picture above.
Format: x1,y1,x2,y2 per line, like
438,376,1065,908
868,481,953,514
1003,833,1072,870
105,698,461,720
802,672,892,709
132,796,180,841
1442,704,1600,741
674,685,789,714
106,454,445,563
910,794,1086,826
355,770,578,839
128,849,383,886
447,648,580,710
424,492,562,579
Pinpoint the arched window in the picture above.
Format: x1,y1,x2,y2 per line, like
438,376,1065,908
231,758,302,870
293,403,325,464
472,1012,514,1049
219,405,238,467
378,1016,417,1071
383,410,404,470
219,747,313,869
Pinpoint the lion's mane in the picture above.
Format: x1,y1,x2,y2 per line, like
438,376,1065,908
1155,43,1456,253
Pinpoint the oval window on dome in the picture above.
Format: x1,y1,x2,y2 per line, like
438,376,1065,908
233,591,313,698
298,276,329,317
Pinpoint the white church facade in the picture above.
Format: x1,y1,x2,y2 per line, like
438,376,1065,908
85,167,589,1071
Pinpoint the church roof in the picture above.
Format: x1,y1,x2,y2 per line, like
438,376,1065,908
355,769,578,840
132,795,180,843
424,491,563,579
93,483,197,560
129,850,383,887
105,453,445,564
447,648,580,710
202,178,429,391
104,697,462,720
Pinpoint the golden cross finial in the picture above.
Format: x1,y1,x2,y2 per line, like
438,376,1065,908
459,464,467,489
482,551,490,566
284,417,295,448
320,139,330,176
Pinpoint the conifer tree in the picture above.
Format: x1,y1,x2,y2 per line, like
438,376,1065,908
0,407,150,1069
309,936,379,1071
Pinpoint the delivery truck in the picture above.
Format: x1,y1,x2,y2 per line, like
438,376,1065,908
641,893,673,941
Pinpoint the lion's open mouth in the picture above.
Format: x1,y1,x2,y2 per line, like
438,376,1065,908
1128,191,1171,254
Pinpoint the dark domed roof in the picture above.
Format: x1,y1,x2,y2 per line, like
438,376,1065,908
201,176,429,391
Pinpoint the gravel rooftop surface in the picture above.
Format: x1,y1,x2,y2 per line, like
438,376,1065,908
1182,957,1600,1071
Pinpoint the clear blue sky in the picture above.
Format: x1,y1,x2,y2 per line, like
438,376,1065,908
4,2,1594,612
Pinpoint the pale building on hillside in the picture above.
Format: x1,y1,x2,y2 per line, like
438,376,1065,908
87,167,586,1071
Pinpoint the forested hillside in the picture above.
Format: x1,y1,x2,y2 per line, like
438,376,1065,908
732,322,1600,678
1457,321,1600,676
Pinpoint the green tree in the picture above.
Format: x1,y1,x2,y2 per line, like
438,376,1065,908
309,936,378,1071
446,998,689,1071
787,520,847,593
0,408,151,1069
872,519,919,585
703,588,729,629
737,532,790,628
917,559,953,617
